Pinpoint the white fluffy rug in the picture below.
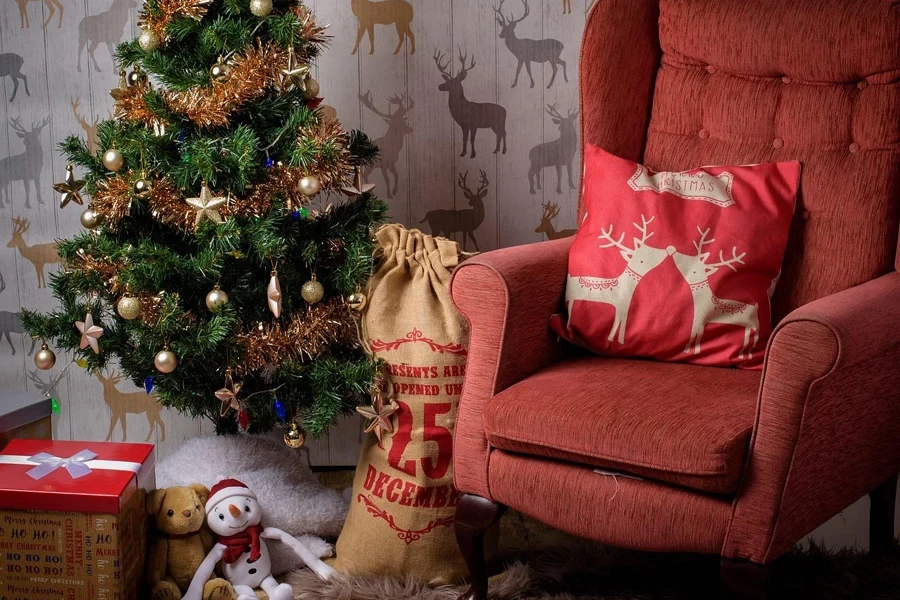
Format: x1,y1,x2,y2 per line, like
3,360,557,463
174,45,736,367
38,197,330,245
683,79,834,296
157,435,349,575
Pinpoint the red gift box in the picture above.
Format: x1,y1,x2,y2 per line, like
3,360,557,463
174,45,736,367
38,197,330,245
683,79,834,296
0,439,156,513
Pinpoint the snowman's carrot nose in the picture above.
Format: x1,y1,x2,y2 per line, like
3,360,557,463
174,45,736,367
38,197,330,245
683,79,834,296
228,504,241,517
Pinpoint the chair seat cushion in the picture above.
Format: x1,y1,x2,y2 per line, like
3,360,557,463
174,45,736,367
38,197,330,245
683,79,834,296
484,356,761,494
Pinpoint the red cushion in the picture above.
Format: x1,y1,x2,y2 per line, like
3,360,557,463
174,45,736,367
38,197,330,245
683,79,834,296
484,356,760,494
554,145,799,369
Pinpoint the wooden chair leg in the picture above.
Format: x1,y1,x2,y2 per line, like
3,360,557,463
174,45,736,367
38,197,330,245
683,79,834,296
869,473,898,553
721,557,769,600
455,494,505,600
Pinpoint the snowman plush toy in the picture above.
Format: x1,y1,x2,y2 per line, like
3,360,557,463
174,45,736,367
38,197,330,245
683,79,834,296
184,479,336,600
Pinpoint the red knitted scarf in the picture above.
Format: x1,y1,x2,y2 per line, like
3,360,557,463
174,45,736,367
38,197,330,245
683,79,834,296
218,523,264,564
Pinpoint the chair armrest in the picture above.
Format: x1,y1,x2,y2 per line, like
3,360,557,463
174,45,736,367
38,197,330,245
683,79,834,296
451,237,572,498
725,272,900,563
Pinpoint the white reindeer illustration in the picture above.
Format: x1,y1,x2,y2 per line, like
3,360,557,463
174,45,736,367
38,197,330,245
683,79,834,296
672,227,759,359
566,215,674,344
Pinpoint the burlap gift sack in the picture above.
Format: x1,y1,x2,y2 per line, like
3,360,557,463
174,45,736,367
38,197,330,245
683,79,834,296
332,224,470,583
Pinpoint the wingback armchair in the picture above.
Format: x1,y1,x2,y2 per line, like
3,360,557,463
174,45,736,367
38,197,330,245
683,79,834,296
449,1,900,598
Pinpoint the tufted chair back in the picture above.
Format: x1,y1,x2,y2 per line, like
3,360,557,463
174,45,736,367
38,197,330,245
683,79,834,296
579,0,900,320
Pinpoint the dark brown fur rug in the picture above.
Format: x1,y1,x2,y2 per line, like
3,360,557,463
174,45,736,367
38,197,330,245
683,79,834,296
286,539,900,599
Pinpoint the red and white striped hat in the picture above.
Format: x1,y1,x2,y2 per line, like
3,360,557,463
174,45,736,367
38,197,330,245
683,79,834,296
206,478,257,515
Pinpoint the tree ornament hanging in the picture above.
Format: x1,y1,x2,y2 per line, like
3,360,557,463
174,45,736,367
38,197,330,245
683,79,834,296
267,270,282,317
303,77,320,100
102,148,124,172
356,392,400,444
238,409,250,430
249,0,273,17
297,175,321,197
133,176,153,199
53,164,86,209
127,66,147,86
116,294,142,320
186,183,227,228
34,343,56,370
216,368,243,415
75,310,104,354
341,168,376,197
205,284,229,311
347,289,367,312
80,207,102,230
138,28,161,51
283,421,306,448
281,46,310,91
210,57,231,81
154,346,178,374
274,396,287,421
301,274,324,304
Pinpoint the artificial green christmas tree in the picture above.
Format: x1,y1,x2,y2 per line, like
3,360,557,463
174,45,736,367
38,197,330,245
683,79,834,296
22,0,386,437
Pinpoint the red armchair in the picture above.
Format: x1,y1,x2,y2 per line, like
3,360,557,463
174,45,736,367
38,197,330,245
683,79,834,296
450,1,900,599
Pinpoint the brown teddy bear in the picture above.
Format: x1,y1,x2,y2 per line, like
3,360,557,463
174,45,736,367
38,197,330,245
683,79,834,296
146,484,236,600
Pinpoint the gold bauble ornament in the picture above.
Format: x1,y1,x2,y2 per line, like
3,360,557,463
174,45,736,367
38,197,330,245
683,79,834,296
303,77,320,99
102,148,124,171
127,67,147,86
117,295,142,320
347,290,367,312
298,175,321,197
210,59,230,81
250,0,273,17
206,285,229,311
34,343,56,370
283,422,306,449
80,208,102,230
138,29,160,51
154,348,178,374
133,178,152,198
301,275,325,304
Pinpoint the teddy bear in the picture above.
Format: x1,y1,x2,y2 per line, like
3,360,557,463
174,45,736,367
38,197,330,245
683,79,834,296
146,484,237,600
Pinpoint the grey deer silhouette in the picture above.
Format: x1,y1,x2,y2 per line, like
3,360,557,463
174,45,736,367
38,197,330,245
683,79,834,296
1,117,51,209
28,370,61,396
0,271,36,356
0,54,29,102
435,48,507,159
13,0,64,28
535,202,576,240
77,0,139,73
420,170,489,251
529,105,578,194
359,91,414,199
494,0,567,89
351,0,416,55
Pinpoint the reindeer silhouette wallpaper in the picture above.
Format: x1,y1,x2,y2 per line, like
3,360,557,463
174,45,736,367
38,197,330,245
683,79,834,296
0,0,588,465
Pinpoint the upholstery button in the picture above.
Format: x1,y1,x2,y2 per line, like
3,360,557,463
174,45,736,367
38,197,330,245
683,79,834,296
849,142,860,153
706,65,717,74
698,129,709,140
772,138,784,149
781,75,792,84
857,80,868,90
801,210,811,221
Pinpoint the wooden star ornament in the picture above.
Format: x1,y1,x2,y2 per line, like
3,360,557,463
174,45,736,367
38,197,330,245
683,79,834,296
341,169,376,197
53,165,86,209
186,183,227,228
215,369,243,416
356,393,400,443
75,310,103,354
267,270,282,318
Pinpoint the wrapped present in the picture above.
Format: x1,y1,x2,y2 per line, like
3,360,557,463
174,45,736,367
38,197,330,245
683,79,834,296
0,439,155,600
0,389,52,451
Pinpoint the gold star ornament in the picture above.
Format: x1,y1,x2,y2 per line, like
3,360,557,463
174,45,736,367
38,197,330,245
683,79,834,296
53,165,86,209
356,393,400,443
186,183,227,228
281,46,310,91
75,310,104,354
267,270,282,318
215,368,243,416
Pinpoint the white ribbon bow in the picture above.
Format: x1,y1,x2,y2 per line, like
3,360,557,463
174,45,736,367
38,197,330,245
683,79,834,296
26,449,99,480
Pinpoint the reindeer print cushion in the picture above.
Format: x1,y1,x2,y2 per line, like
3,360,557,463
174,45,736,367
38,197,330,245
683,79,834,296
550,145,800,369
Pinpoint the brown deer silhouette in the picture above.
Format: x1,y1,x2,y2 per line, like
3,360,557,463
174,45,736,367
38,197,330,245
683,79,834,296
7,217,58,289
71,97,100,153
528,104,578,194
77,0,138,73
494,0,567,89
420,170,488,251
562,0,572,14
97,370,166,442
535,202,576,240
0,271,36,356
13,0,64,28
1,117,51,209
359,91,413,199
434,48,507,159
0,54,29,102
351,0,415,55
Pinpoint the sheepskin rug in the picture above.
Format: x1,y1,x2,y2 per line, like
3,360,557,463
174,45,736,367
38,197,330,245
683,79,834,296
156,435,349,575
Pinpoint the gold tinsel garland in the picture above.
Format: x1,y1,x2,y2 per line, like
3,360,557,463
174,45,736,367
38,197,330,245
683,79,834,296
234,298,358,376
139,0,212,43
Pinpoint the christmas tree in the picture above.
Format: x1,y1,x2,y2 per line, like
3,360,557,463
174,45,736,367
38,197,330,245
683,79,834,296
22,0,386,437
